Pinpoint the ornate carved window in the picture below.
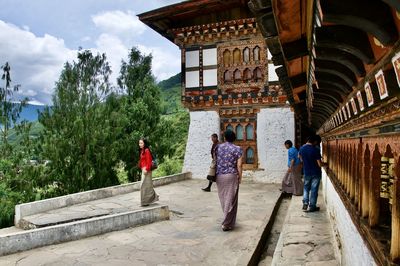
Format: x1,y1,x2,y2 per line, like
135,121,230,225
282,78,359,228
223,49,231,66
246,147,254,164
243,68,252,83
233,48,241,65
226,124,234,132
234,69,241,84
246,124,254,140
254,67,262,82
224,70,231,84
243,47,250,63
236,124,244,140
253,46,260,62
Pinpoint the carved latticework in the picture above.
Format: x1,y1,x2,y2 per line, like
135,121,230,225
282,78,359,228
218,38,267,94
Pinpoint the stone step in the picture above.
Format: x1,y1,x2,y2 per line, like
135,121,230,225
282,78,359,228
0,205,169,257
271,194,340,266
14,172,191,228
18,189,155,229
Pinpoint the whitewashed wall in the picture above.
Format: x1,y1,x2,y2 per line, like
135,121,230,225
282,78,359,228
250,107,294,183
183,110,220,179
321,168,376,266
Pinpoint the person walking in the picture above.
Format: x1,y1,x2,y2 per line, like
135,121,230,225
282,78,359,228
215,130,243,231
298,135,322,212
202,133,219,192
281,140,303,196
138,138,159,207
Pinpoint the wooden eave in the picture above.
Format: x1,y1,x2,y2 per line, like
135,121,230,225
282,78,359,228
251,0,400,134
138,0,252,43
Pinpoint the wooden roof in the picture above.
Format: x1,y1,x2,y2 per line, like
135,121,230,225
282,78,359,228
138,0,252,42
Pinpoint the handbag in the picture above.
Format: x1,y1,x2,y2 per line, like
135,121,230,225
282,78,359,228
206,159,216,182
149,149,158,170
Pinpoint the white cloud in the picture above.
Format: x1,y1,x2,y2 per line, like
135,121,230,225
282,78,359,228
95,33,129,83
0,20,76,105
92,10,146,38
137,45,180,81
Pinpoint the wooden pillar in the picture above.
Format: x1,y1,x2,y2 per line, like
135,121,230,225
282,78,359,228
391,159,400,261
362,145,370,218
346,145,351,194
340,145,344,186
350,144,356,201
356,142,363,211
369,145,381,227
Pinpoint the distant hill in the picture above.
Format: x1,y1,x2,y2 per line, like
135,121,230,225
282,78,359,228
158,73,184,114
18,104,46,122
158,73,181,90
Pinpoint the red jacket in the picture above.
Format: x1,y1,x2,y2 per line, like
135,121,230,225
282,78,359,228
139,148,152,172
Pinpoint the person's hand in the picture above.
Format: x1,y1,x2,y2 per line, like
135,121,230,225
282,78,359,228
238,176,242,184
143,168,147,174
287,167,292,173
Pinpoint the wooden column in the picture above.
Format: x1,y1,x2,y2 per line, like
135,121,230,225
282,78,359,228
362,145,370,218
346,145,351,194
369,145,381,227
391,160,400,261
350,144,356,201
356,142,363,211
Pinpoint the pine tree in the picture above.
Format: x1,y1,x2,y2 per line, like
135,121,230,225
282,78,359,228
117,47,162,181
39,50,120,193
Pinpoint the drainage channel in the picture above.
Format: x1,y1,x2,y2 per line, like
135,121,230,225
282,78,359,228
257,196,291,266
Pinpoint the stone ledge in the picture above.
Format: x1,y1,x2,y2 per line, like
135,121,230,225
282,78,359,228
14,172,191,227
237,193,283,266
1,205,169,256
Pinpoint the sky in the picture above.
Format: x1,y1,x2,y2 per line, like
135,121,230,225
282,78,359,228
0,0,182,105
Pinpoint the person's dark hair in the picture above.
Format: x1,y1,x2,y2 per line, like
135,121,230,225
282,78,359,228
284,140,293,147
224,130,236,142
307,135,320,144
211,133,218,139
139,137,150,154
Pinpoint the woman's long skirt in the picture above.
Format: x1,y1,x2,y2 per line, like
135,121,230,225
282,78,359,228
281,164,303,196
140,171,159,206
216,173,239,229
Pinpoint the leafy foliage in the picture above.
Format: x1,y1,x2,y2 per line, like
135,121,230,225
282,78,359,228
38,50,120,194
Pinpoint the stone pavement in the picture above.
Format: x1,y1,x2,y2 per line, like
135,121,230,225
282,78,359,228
0,179,281,266
271,194,340,266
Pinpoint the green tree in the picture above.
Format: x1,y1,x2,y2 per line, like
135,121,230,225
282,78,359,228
39,50,120,194
116,47,162,181
0,62,28,156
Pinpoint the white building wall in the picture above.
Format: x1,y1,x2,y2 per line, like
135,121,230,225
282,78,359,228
183,110,220,179
321,168,376,266
250,107,294,183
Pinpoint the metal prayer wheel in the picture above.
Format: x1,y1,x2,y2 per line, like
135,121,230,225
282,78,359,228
380,156,390,199
389,158,395,206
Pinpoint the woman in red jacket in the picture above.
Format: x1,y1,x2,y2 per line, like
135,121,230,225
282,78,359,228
138,138,159,206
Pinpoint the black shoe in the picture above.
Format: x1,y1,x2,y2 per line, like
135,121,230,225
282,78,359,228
302,204,308,210
202,187,211,192
305,206,320,212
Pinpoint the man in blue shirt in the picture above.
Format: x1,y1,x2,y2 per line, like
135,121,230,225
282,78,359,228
299,135,322,212
281,140,303,195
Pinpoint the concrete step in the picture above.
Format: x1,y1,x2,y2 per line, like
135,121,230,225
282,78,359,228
14,172,191,228
18,190,159,229
271,194,340,266
0,205,169,256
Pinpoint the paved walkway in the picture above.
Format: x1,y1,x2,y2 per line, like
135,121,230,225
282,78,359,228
0,179,281,266
271,194,340,266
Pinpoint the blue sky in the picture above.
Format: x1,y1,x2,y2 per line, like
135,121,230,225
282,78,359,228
0,0,182,105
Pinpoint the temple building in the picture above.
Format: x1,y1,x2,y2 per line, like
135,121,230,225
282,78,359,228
139,0,294,183
139,0,400,265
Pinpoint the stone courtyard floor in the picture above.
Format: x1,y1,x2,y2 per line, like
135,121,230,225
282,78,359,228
0,179,282,266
